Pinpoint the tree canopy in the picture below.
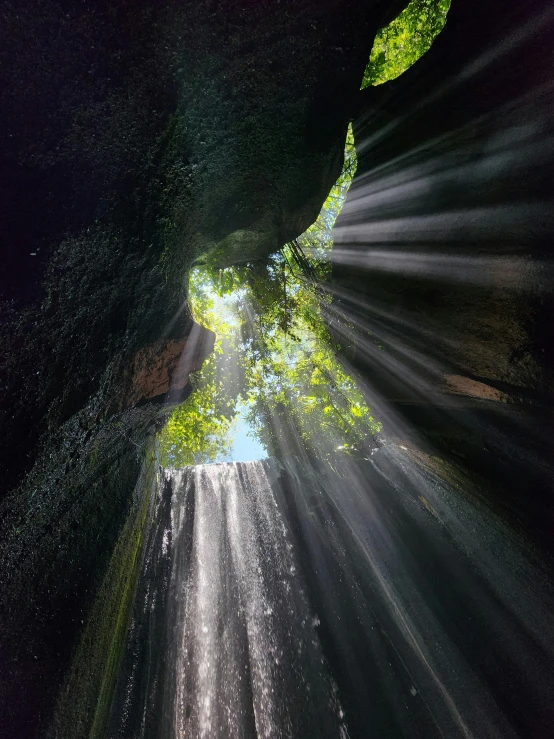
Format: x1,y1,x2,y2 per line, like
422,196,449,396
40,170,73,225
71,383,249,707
159,125,381,466
159,0,452,467
362,0,450,88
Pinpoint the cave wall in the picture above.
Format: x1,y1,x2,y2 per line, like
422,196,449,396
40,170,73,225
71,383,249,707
0,1,413,735
331,0,554,548
49,438,159,739
0,0,410,504
1,0,551,732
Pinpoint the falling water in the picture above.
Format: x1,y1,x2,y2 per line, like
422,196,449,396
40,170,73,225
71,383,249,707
105,5,554,734
110,460,346,739
109,448,554,739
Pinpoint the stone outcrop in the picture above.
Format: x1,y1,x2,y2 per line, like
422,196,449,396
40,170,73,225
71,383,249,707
0,0,409,499
330,0,554,550
0,2,411,736
125,330,216,409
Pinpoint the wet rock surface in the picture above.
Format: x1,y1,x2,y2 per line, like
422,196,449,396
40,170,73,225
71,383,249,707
0,1,409,735
108,453,554,739
2,0,552,735
329,0,554,551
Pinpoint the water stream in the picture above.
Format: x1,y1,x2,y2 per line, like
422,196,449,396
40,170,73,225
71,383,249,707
106,6,554,733
109,450,554,739
110,460,346,738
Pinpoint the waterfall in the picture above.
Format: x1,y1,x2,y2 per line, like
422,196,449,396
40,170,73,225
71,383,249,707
110,450,554,739
110,460,345,739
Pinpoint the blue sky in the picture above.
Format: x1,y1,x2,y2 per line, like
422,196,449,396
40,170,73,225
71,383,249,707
227,416,267,462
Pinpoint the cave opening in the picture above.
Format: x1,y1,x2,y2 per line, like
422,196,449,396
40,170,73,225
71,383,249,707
1,1,554,738
159,123,379,468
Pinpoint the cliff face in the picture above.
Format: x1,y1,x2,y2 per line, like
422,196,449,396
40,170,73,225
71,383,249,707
0,0,406,498
331,0,554,547
0,1,410,735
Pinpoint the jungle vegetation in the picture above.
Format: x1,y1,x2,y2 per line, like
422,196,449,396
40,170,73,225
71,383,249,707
159,0,450,466
159,126,379,465
362,0,450,87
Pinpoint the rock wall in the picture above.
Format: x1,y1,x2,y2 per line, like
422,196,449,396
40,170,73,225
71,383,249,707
330,0,554,550
0,1,411,735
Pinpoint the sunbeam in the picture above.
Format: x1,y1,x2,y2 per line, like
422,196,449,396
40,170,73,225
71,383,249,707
3,2,554,738
107,4,554,738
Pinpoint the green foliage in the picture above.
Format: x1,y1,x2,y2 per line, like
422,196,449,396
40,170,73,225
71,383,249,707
158,342,242,467
297,124,357,264
159,123,381,466
244,331,380,461
362,0,450,88
159,0,454,466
